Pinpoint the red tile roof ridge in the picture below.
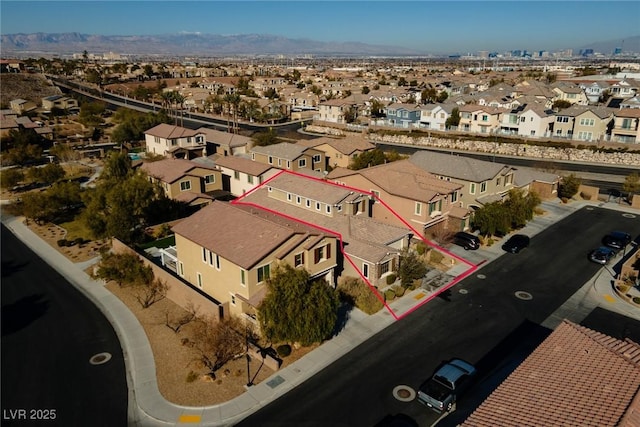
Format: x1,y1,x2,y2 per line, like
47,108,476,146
569,320,640,367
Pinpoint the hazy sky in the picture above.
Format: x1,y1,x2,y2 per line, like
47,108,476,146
1,1,638,53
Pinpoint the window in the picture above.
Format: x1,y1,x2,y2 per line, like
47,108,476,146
415,202,422,216
234,171,240,180
205,174,216,184
202,247,207,263
296,196,301,205
257,264,270,283
371,190,380,200
337,204,342,212
481,115,489,122
197,272,203,289
268,156,273,164
578,131,593,141
306,199,311,208
287,161,291,168
480,181,487,193
240,269,246,286
187,137,192,143
247,175,254,184
622,118,632,129
170,139,178,146
470,183,476,194
326,205,331,214
278,159,282,167
579,118,595,126
230,294,236,305
287,193,292,201
316,202,321,211
496,177,501,186
154,136,160,144
451,191,458,203
313,154,321,162
363,263,369,278
379,260,390,276
268,186,272,192
251,153,255,160
215,254,220,270
429,201,437,214
314,244,331,263
178,261,184,277
294,252,304,267
180,180,191,191
298,158,307,168
556,116,569,123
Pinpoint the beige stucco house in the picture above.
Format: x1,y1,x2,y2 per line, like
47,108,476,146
250,142,326,174
171,200,339,319
296,135,376,169
214,155,280,197
611,108,640,143
144,124,206,158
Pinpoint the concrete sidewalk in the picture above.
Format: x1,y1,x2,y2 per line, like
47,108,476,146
2,198,639,426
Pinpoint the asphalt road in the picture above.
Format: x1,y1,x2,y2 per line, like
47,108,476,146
1,224,127,427
237,206,640,427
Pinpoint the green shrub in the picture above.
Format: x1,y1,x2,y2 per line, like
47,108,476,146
384,289,395,301
392,285,405,297
186,371,199,383
57,239,68,247
276,344,292,357
430,250,444,264
415,241,427,255
337,276,383,314
386,274,397,285
74,237,85,245
634,297,640,305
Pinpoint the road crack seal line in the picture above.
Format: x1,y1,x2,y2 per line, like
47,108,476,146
392,385,416,402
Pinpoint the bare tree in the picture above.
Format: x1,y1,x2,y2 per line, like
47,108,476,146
165,301,199,333
135,278,168,309
190,316,247,379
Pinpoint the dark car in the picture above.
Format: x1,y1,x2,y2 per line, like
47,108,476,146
502,234,530,253
589,246,617,265
602,231,632,250
453,232,480,250
417,359,476,413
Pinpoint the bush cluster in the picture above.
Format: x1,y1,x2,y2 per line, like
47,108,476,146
276,344,292,357
337,277,384,315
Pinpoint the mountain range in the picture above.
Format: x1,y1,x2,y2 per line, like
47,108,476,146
1,32,639,57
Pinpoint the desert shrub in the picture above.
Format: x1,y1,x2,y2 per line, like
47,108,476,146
186,371,199,383
74,237,85,245
430,250,444,264
415,240,427,255
384,289,395,301
634,297,640,305
580,192,591,200
386,274,397,285
57,239,68,247
337,276,383,314
276,344,292,357
561,197,569,204
392,285,405,297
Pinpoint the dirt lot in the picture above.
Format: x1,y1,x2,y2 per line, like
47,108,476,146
21,218,317,406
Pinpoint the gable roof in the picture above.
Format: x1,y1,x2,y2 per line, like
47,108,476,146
172,201,322,270
197,127,251,148
251,142,315,160
140,158,218,184
145,123,202,139
299,135,376,155
410,151,513,182
461,320,640,427
214,155,275,176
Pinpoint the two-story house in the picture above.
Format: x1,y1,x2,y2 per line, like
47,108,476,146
611,108,640,143
171,200,339,319
315,99,359,124
250,142,326,175
198,127,250,157
516,104,555,138
419,103,456,131
238,172,413,289
571,106,615,142
144,124,206,158
140,158,223,208
327,159,469,235
214,155,280,196
381,103,422,128
458,105,506,134
41,95,78,112
551,82,589,105
295,135,376,169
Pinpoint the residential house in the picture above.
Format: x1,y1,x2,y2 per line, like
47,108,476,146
458,104,507,134
500,104,554,138
409,151,517,210
419,103,456,131
551,82,589,105
567,106,615,142
461,320,640,427
296,135,376,169
198,127,250,157
315,98,359,124
609,79,638,99
512,166,560,199
144,124,206,158
327,160,469,235
379,103,422,128
140,158,223,208
611,108,640,143
620,95,640,109
580,81,610,104
238,172,413,288
250,142,326,175
41,95,78,111
171,200,339,319
0,112,19,137
214,155,279,196
9,99,37,115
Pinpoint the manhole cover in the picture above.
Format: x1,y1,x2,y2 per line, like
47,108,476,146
515,291,533,300
477,274,486,280
623,213,637,219
459,289,468,294
586,207,594,210
89,352,112,365
392,385,416,402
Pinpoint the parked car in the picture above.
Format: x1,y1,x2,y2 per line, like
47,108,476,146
417,359,476,413
589,246,617,265
502,234,530,253
602,231,632,250
453,232,480,250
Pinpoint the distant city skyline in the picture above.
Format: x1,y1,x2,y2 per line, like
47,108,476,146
1,1,639,54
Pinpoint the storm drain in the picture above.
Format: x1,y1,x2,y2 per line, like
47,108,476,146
515,291,533,301
89,352,112,365
623,213,637,219
266,375,285,389
392,385,416,402
477,274,486,280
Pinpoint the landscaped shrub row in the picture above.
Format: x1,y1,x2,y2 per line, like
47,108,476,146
57,237,87,247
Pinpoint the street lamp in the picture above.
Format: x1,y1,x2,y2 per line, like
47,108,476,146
245,325,253,387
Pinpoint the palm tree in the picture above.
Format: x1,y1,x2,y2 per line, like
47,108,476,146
172,92,186,127
223,93,241,133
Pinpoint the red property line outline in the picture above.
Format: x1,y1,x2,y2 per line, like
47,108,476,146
232,169,478,320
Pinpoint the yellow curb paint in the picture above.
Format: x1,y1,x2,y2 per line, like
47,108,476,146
178,414,201,423
414,293,426,300
604,294,615,303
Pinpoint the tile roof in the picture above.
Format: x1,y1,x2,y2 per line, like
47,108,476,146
251,142,310,160
410,151,512,182
144,123,202,139
172,201,322,270
214,155,275,176
301,135,376,155
197,127,251,148
461,320,640,427
512,166,560,187
140,158,218,184
265,172,362,205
